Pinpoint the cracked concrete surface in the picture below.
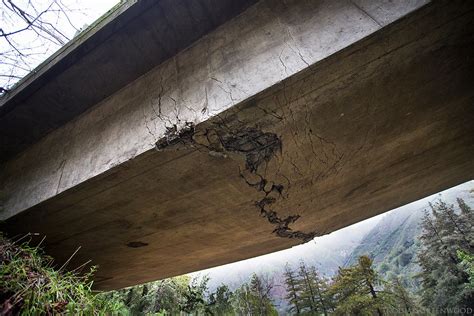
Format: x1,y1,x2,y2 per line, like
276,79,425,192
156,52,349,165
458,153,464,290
0,0,427,219
192,125,316,242
0,0,419,219
2,0,474,290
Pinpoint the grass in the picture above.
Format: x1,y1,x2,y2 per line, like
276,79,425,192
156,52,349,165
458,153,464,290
0,233,125,315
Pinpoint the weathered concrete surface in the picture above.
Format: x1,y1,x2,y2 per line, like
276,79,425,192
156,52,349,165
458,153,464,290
2,0,474,290
0,0,428,220
0,0,258,161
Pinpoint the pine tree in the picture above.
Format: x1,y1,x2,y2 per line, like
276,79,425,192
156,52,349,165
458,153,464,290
457,198,474,251
297,260,331,315
329,256,385,316
284,263,302,314
308,265,332,315
417,198,474,311
383,277,417,314
298,261,318,313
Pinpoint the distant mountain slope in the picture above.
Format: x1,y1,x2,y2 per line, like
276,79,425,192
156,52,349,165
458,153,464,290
344,203,424,289
191,181,473,311
345,181,474,291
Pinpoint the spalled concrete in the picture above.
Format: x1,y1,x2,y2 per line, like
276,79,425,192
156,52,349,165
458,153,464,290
0,0,258,161
1,0,473,290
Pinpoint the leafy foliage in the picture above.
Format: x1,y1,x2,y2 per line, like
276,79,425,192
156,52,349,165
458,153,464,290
102,275,212,315
233,273,278,315
207,284,234,315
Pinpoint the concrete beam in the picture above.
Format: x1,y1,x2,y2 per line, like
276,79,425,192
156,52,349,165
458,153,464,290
2,0,474,290
0,0,258,161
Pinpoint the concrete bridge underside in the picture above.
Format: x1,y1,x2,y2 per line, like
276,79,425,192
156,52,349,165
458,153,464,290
1,0,473,290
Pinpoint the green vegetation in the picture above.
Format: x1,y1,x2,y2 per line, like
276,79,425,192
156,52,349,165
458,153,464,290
457,250,474,288
233,274,278,315
346,203,424,291
417,198,474,311
102,273,278,315
1,196,472,314
103,196,472,315
276,197,472,315
0,233,124,315
102,275,211,315
282,256,415,315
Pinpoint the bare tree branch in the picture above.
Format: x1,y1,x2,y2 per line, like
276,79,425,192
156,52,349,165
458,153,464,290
0,0,87,95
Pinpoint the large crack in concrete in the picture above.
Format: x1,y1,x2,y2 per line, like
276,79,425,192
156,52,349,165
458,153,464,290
219,128,281,173
216,126,317,242
155,122,195,151
154,122,317,243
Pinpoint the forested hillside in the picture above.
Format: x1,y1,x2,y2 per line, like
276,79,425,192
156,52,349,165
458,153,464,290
98,182,473,314
346,182,474,292
345,205,424,291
